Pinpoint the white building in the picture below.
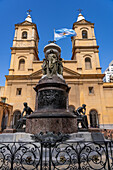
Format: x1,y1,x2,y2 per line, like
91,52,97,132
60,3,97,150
104,61,113,82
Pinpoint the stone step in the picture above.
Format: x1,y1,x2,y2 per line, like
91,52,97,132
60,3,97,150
69,132,92,141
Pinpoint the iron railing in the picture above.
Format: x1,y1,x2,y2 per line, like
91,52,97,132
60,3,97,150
0,141,113,169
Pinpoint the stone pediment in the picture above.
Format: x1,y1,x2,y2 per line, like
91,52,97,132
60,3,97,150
74,19,92,25
21,21,31,25
30,67,81,79
63,67,80,78
30,69,43,78
16,21,34,26
78,19,91,24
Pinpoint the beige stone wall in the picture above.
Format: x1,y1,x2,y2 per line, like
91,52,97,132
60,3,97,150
4,79,38,113
67,79,113,127
102,84,113,126
0,86,5,98
4,64,113,129
9,21,39,76
72,20,101,74
67,79,102,125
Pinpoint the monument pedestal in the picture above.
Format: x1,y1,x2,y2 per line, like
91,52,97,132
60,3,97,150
26,117,77,134
26,43,77,134
26,75,77,134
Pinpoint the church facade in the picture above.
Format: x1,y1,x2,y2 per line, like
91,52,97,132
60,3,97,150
1,12,113,131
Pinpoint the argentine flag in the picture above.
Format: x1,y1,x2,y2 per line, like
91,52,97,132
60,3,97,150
54,28,76,41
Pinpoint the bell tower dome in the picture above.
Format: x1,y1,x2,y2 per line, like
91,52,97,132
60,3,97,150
71,12,101,74
9,11,39,75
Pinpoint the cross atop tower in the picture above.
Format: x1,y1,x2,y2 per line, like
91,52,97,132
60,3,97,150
25,9,32,23
77,9,82,13
27,9,32,15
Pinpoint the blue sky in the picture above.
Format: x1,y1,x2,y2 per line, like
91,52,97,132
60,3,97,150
0,0,113,86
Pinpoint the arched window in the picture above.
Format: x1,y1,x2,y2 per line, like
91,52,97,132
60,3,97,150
18,59,25,71
82,30,87,39
85,57,92,70
1,109,9,131
12,110,21,128
22,31,27,39
89,110,99,128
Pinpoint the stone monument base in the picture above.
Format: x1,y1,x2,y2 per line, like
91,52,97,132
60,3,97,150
3,128,17,133
26,117,77,134
88,128,101,132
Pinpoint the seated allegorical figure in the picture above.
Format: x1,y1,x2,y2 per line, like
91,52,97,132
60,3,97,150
16,102,33,130
76,104,88,129
69,104,88,129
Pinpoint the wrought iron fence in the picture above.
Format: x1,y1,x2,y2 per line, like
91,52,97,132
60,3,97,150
0,141,113,169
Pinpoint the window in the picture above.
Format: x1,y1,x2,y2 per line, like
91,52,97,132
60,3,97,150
85,57,92,70
13,110,21,128
89,110,99,128
82,30,87,39
22,31,27,39
18,59,25,71
88,87,94,94
16,88,22,95
1,110,9,131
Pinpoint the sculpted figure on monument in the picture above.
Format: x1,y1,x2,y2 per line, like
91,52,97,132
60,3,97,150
42,59,47,75
75,104,88,129
47,50,57,77
58,58,63,75
42,49,63,78
16,102,33,130
76,104,86,116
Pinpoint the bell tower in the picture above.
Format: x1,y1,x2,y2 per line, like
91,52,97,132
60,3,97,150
9,11,39,75
71,12,101,74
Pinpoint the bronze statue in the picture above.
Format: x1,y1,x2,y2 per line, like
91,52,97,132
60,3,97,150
75,104,88,129
42,49,63,78
76,104,86,116
16,102,33,130
47,50,57,77
42,59,47,75
58,58,63,75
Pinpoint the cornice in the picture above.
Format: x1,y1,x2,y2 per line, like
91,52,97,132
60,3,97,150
75,38,96,40
74,45,99,49
33,61,42,63
15,23,36,27
74,23,94,25
73,21,94,29
62,60,77,63
13,40,36,42
8,69,14,71
96,67,102,70
80,74,105,79
103,83,113,88
5,75,30,80
5,73,105,81
5,75,42,81
10,47,37,50
10,47,39,60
